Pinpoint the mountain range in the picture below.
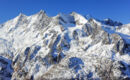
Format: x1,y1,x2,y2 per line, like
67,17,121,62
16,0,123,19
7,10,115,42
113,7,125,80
0,10,130,80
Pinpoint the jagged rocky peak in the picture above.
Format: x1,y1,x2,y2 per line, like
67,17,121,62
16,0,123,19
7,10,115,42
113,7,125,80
71,11,88,25
102,18,123,26
38,10,45,14
11,13,28,26
16,13,27,20
18,13,26,17
36,10,47,18
0,10,130,80
31,10,52,30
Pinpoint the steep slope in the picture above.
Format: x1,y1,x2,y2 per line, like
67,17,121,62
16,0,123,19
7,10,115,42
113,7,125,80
0,10,130,80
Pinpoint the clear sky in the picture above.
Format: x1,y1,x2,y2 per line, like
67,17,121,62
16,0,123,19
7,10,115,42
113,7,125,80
0,0,130,24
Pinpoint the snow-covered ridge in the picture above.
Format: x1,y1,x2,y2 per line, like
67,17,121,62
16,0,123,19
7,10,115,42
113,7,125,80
0,10,130,80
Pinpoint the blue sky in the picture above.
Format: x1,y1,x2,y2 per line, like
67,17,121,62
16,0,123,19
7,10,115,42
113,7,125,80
0,0,130,24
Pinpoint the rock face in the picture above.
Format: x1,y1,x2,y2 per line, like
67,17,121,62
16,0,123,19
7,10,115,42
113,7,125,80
102,18,123,26
0,56,13,80
0,10,130,80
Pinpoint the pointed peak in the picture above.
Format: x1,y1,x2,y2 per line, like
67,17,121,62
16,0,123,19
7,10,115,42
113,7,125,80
16,13,26,20
70,12,85,19
38,10,46,15
57,12,79,17
34,10,47,17
18,13,26,17
70,11,80,16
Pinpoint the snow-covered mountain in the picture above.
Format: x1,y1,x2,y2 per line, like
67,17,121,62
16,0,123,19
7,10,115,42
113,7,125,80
0,10,130,80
